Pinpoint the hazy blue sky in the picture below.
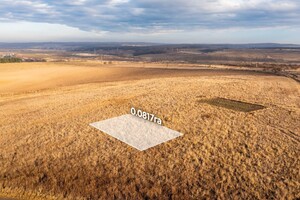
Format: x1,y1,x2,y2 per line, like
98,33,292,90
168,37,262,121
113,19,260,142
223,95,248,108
0,0,300,43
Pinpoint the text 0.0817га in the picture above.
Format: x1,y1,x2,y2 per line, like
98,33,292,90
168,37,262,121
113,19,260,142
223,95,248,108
130,107,162,125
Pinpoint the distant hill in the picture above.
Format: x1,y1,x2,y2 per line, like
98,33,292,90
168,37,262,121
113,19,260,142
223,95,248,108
0,42,160,50
0,42,299,50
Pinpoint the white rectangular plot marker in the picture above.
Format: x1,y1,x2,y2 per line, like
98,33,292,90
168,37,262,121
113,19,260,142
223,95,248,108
90,114,182,151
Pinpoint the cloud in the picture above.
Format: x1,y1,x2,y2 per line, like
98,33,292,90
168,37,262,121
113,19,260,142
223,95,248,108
0,0,299,33
108,0,130,6
0,21,107,42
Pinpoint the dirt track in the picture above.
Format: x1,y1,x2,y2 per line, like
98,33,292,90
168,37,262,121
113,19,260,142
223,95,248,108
0,62,299,199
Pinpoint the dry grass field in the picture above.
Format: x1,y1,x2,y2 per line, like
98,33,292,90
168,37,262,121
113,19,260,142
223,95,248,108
0,62,299,199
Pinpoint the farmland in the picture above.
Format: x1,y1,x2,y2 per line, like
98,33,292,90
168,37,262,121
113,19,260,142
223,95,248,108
0,60,299,199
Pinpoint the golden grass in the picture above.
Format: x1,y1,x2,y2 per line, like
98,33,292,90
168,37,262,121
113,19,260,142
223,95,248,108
0,62,299,199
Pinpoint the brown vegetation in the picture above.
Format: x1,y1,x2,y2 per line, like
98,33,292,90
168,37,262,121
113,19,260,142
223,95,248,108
0,61,299,199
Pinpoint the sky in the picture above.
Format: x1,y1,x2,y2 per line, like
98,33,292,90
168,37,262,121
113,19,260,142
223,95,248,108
0,0,300,43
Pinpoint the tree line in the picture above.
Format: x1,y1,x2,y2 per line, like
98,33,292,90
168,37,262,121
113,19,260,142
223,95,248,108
0,56,22,63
